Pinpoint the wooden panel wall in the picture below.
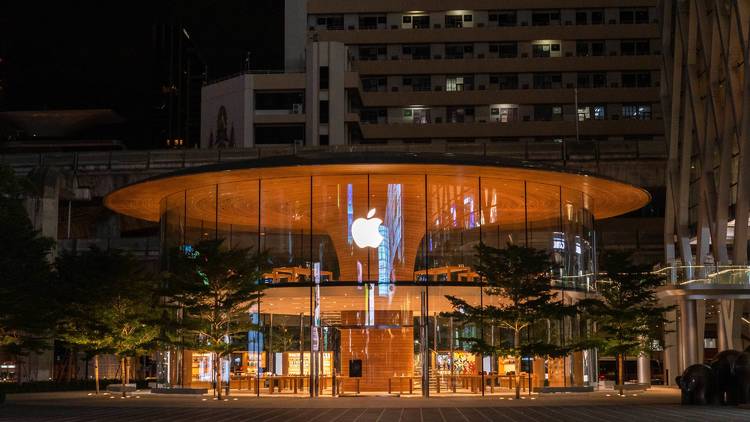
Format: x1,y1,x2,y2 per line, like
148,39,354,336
339,310,415,391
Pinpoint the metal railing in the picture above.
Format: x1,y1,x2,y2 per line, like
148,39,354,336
653,265,750,287
58,237,160,258
0,141,666,176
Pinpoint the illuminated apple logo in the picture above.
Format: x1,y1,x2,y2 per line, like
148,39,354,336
351,208,384,248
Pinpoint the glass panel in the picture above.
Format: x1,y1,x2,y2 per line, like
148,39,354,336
261,177,312,282
479,178,526,249
254,286,311,395
425,175,480,282
217,180,260,251
368,174,426,282
317,284,425,394
185,185,217,246
312,175,370,282
428,285,482,395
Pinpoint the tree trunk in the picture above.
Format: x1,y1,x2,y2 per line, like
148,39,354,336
94,355,100,395
121,357,127,398
514,330,521,400
617,353,624,396
215,352,223,400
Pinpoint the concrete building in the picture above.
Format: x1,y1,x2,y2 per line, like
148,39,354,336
659,0,750,386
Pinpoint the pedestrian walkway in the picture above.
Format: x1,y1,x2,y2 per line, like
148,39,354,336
2,388,749,421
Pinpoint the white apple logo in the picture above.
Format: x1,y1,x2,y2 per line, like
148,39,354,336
351,208,384,248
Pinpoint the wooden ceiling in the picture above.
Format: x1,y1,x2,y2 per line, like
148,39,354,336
105,163,649,226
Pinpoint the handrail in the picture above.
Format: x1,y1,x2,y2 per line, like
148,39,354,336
0,141,666,175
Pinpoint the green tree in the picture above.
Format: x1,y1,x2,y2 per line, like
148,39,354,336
54,247,158,394
444,243,577,399
580,250,672,396
161,239,265,399
0,165,55,381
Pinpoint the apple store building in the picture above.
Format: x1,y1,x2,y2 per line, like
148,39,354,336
105,152,649,396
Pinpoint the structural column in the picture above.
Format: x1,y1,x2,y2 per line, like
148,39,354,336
636,351,650,385
662,308,679,385
679,298,699,369
717,299,740,351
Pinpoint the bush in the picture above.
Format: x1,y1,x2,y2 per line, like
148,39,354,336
0,379,149,394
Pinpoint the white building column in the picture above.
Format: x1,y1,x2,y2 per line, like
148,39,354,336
717,299,742,351
679,298,699,369
637,351,650,385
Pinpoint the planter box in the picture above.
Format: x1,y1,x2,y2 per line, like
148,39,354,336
106,384,137,393
151,387,208,395
613,383,650,391
535,386,595,393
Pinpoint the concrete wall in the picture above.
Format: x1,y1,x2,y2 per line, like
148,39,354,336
200,75,254,148
285,0,308,71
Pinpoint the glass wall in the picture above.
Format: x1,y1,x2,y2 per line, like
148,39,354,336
158,172,597,395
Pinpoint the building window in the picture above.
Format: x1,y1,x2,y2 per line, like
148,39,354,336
576,41,604,57
621,40,651,56
402,44,431,59
359,15,386,29
446,106,474,123
488,10,516,27
578,73,609,88
490,104,519,122
534,104,564,121
533,73,562,89
620,8,649,24
319,66,329,89
490,74,518,89
622,104,651,119
577,105,606,120
445,44,473,59
408,76,431,91
575,12,587,25
319,100,329,123
591,10,604,24
446,76,473,92
361,108,386,124
362,77,387,92
404,108,431,124
358,45,386,60
403,15,430,29
445,14,473,28
489,42,517,58
319,135,329,145
532,43,559,58
317,15,344,30
532,10,561,26
622,72,652,87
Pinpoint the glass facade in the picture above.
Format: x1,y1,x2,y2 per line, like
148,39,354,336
157,172,597,396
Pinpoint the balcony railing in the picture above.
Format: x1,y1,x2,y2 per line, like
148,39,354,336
653,265,750,287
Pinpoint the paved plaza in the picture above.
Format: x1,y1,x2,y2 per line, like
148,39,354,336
1,387,749,421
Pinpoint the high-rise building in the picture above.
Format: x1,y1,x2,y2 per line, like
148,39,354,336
200,1,666,261
660,0,750,384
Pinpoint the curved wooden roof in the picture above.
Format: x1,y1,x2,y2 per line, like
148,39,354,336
104,152,649,224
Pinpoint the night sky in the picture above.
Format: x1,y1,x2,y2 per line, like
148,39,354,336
0,1,283,148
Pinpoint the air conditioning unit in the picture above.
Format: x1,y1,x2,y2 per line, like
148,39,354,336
292,104,303,114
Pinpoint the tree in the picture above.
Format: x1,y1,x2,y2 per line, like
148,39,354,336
0,165,55,381
54,247,158,395
580,250,672,396
161,239,265,400
444,243,577,399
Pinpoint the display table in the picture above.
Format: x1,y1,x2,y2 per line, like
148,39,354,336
336,376,361,395
388,376,414,394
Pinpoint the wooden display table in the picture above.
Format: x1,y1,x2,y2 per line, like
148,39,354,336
388,376,414,394
263,266,332,283
413,265,473,282
336,376,361,395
